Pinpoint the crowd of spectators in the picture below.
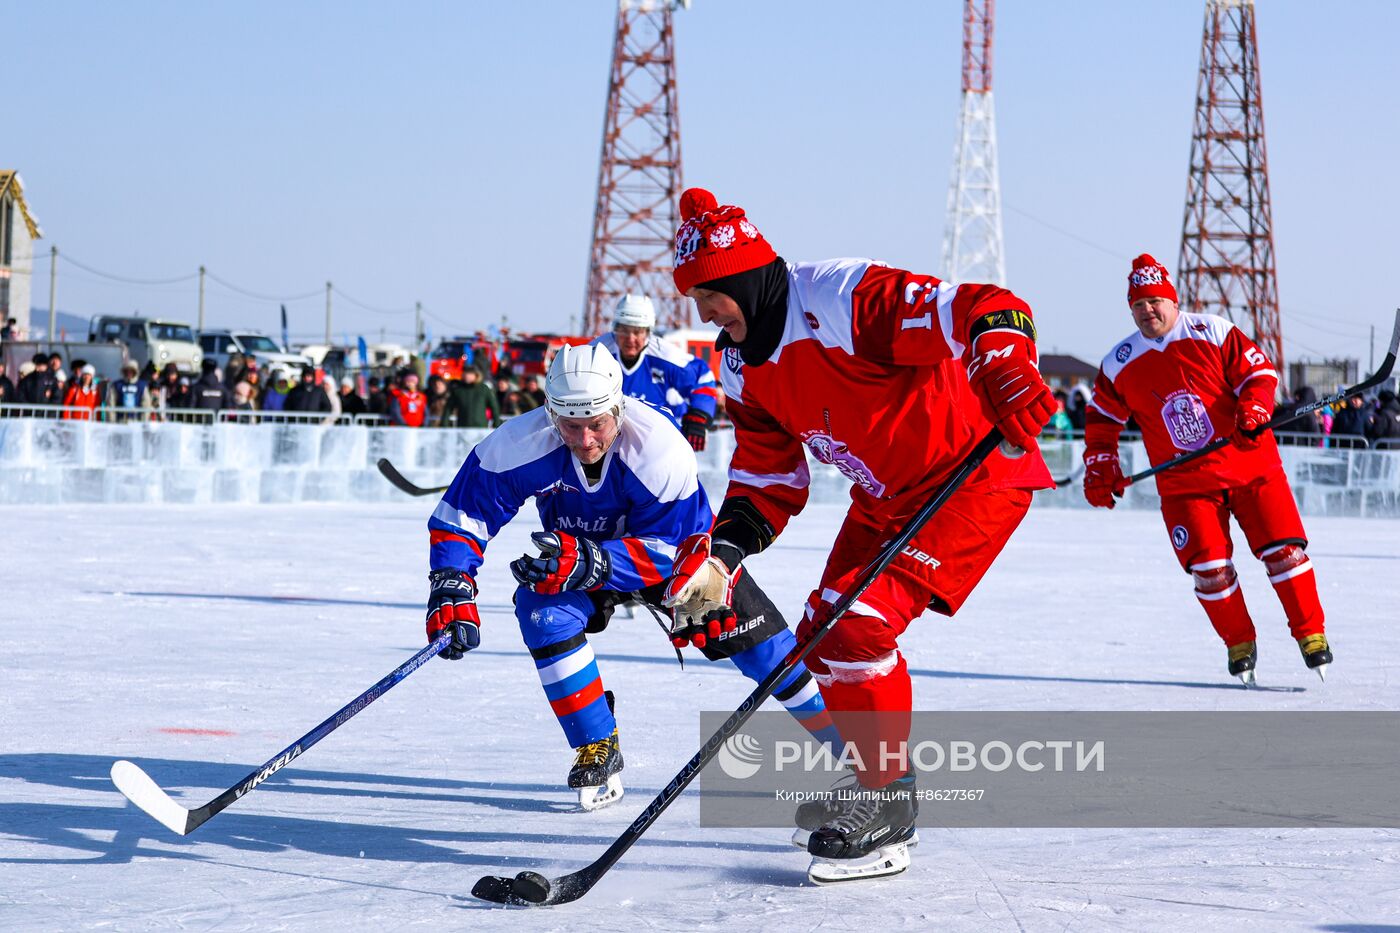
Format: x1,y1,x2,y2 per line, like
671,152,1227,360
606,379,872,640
0,348,556,431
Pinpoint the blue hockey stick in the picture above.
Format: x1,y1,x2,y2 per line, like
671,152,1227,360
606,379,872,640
111,632,451,835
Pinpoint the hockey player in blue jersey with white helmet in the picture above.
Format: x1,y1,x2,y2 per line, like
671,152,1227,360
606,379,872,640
592,294,719,451
426,343,839,810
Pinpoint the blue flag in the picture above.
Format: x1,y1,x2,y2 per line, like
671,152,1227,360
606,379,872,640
280,305,290,351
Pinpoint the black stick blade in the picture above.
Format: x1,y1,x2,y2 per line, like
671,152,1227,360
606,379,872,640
471,875,521,904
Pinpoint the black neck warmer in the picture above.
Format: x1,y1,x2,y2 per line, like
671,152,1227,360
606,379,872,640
706,257,790,366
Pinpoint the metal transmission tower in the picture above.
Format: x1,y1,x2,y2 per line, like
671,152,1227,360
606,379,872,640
583,0,688,335
942,0,1006,285
1178,0,1283,372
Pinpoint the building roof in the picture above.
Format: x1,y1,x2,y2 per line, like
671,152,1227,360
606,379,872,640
1039,353,1098,379
0,171,43,239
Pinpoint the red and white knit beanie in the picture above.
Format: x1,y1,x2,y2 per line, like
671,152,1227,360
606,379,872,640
672,188,777,294
1127,254,1178,305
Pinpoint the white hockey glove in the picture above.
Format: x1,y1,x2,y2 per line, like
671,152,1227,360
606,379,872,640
662,533,742,648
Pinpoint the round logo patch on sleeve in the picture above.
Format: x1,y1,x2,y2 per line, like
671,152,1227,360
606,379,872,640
1171,525,1190,550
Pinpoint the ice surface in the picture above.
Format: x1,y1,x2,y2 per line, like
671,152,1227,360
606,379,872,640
3,499,1399,930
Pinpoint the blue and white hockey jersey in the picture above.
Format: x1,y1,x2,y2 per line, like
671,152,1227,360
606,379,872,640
428,402,711,591
592,333,719,428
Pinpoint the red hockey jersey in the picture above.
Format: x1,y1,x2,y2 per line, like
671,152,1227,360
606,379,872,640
720,258,1051,536
1087,312,1281,496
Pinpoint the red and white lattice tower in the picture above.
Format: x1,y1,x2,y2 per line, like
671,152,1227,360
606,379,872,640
1178,0,1283,373
942,0,1005,285
583,0,688,335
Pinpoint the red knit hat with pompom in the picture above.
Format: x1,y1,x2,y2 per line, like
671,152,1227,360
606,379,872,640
1126,254,1178,305
672,188,777,294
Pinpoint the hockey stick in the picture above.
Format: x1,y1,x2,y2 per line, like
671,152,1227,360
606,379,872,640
111,632,451,835
472,429,1010,906
1119,309,1400,489
1053,463,1085,488
377,457,450,497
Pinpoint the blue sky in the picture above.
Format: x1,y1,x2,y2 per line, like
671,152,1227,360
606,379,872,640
7,1,1397,368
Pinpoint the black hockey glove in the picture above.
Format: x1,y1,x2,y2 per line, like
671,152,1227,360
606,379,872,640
511,531,612,594
426,569,481,660
681,407,711,452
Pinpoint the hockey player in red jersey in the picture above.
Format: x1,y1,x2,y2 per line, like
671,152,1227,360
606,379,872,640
660,188,1056,883
1083,254,1331,686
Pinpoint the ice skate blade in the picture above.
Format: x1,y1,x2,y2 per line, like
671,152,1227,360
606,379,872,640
792,826,919,849
577,774,624,812
1314,662,1329,683
1235,669,1257,688
808,842,911,884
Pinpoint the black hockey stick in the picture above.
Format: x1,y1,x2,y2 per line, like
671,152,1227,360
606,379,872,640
1120,309,1400,489
471,429,1011,906
111,633,451,835
1053,463,1084,488
378,457,451,497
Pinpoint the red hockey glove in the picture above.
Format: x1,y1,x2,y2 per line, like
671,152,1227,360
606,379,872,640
426,569,481,660
662,533,740,648
967,332,1056,451
682,408,710,452
1082,449,1127,509
1232,399,1273,449
510,531,612,594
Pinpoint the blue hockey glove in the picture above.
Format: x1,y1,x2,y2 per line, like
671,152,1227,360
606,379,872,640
510,531,612,594
426,569,481,659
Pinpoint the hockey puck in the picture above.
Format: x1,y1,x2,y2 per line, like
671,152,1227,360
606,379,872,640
512,870,552,904
470,875,516,903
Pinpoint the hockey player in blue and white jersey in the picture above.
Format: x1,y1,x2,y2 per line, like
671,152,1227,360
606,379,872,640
592,294,719,451
425,343,839,810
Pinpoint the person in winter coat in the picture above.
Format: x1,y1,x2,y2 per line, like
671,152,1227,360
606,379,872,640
0,359,15,410
389,371,427,427
1367,390,1400,449
338,376,367,416
62,365,101,420
261,369,293,412
17,352,60,406
107,361,152,421
284,368,332,414
444,367,496,427
190,359,234,413
1329,394,1369,447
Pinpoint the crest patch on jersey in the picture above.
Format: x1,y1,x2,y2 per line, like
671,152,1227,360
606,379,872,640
803,311,820,331
534,478,581,499
1115,343,1133,363
723,347,744,374
1160,389,1215,451
800,430,887,498
1171,525,1189,550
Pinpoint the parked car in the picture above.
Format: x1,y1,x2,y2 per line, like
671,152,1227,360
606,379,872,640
89,315,202,373
200,330,310,377
429,334,500,381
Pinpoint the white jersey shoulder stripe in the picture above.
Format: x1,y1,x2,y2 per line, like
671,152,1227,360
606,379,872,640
614,401,700,502
473,408,562,473
730,461,812,491
774,259,882,364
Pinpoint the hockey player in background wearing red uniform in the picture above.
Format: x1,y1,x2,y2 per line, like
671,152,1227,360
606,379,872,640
660,188,1056,883
1083,255,1331,686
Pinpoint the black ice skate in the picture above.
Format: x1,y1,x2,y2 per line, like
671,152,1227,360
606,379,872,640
1298,633,1332,682
791,770,919,850
568,728,624,811
806,773,917,884
1228,640,1258,688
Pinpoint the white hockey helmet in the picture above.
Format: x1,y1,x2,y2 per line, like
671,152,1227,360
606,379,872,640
545,343,626,420
613,294,656,331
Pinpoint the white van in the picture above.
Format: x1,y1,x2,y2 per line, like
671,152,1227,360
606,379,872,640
89,316,203,374
199,330,310,377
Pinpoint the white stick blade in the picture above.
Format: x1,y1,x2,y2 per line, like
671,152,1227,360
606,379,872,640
110,759,193,835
